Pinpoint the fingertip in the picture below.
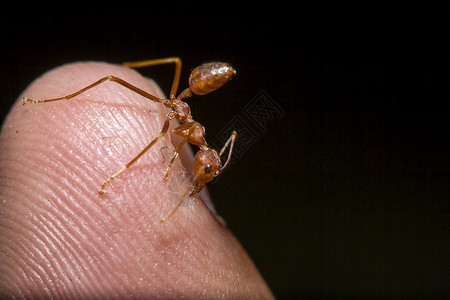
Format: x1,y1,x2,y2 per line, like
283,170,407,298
0,61,273,298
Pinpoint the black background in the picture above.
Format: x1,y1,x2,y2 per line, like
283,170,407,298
1,4,449,298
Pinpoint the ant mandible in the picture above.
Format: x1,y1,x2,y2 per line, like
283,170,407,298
22,57,238,222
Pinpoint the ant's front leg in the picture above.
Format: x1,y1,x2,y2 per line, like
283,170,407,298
163,122,205,181
99,118,171,194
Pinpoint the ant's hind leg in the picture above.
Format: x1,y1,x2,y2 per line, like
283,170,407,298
22,76,165,105
23,76,112,104
123,57,182,100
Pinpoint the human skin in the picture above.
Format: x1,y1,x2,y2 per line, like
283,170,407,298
0,62,274,299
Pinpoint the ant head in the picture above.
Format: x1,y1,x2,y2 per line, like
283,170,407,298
193,148,222,184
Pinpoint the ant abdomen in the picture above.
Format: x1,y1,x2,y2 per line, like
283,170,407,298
189,62,235,95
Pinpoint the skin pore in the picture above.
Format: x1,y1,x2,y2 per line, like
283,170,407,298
0,62,274,298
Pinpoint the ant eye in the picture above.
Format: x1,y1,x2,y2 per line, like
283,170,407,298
204,164,212,174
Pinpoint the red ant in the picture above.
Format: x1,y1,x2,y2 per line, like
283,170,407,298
22,57,237,222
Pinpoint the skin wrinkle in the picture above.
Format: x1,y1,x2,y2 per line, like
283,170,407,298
54,172,146,296
3,119,135,296
0,61,274,299
4,169,103,297
14,241,50,296
33,216,89,297
6,145,112,296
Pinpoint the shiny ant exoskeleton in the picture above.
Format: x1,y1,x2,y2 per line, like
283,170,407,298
23,57,237,222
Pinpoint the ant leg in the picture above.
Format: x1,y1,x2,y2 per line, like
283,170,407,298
159,191,188,223
22,76,165,104
162,121,202,181
160,131,233,224
123,57,182,100
99,118,171,194
159,122,204,223
219,131,237,170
